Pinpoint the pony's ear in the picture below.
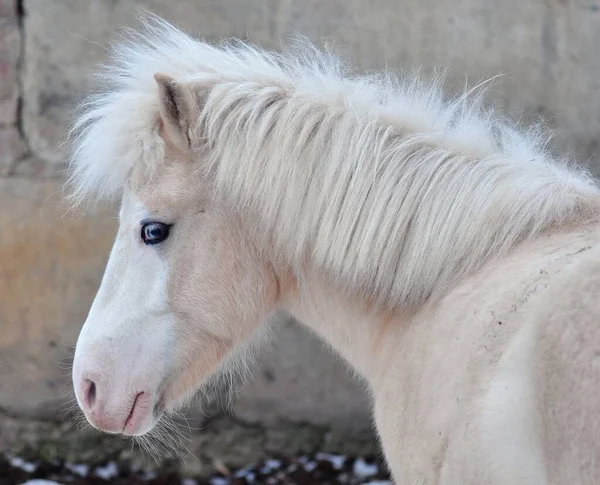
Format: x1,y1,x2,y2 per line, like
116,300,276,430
154,73,199,151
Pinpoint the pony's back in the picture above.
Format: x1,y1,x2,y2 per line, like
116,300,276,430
531,244,600,483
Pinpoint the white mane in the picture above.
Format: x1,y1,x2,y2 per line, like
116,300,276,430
69,15,600,308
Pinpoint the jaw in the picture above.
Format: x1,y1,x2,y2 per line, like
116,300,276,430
156,359,225,414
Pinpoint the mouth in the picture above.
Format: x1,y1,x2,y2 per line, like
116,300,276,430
75,368,183,437
79,391,165,437
122,391,170,436
122,392,147,435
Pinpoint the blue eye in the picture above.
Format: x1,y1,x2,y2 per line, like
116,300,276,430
141,222,171,245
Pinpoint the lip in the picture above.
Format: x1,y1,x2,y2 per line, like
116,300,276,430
122,392,157,436
123,392,144,432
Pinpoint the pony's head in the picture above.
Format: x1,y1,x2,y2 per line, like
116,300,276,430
71,73,279,436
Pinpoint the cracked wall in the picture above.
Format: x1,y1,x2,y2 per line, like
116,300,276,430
0,0,373,461
1,0,600,465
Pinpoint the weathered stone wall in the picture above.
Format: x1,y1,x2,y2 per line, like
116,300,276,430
1,0,600,468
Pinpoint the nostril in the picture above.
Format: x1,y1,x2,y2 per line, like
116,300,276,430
84,379,97,410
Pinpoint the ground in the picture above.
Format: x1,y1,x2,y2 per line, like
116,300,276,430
1,452,392,485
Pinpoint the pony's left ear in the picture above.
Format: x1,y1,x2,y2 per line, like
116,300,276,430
154,73,199,151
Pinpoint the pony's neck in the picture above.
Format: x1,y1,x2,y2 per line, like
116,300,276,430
279,268,408,379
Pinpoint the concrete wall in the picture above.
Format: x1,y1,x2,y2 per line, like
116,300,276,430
1,0,600,469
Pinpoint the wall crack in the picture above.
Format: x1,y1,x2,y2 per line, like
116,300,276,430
8,0,33,175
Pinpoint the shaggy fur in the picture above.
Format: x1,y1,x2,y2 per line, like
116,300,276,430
69,15,600,308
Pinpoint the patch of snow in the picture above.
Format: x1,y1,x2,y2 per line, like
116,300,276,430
352,458,379,477
260,458,282,473
9,455,37,473
265,459,281,469
209,477,229,485
182,479,198,485
64,463,89,477
234,467,252,478
315,452,346,470
95,461,118,479
19,481,64,485
303,461,317,472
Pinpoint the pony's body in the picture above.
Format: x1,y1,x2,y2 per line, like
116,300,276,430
369,225,600,484
287,220,600,483
69,16,600,484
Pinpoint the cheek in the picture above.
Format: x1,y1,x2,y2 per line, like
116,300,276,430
166,223,277,338
157,217,281,405
168,242,241,332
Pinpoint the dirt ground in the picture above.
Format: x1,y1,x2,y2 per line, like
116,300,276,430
1,451,392,485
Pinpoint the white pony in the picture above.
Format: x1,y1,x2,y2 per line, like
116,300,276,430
69,15,600,484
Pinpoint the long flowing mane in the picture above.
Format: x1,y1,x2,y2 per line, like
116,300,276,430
69,15,600,308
